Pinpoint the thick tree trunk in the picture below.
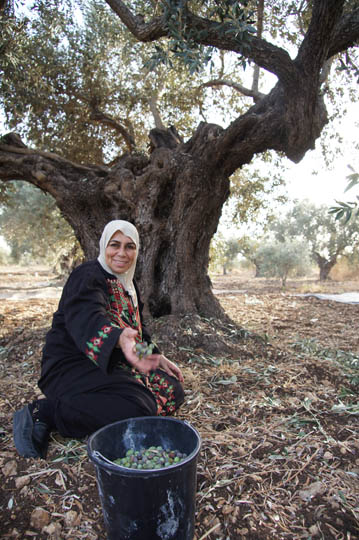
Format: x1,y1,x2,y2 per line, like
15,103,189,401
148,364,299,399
134,144,230,319
0,127,229,319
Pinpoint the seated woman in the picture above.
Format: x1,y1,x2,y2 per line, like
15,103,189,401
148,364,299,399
13,220,184,458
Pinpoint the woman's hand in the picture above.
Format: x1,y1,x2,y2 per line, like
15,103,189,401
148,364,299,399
118,328,160,375
155,355,184,383
117,330,183,381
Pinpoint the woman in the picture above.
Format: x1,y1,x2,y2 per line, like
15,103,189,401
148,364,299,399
13,220,184,459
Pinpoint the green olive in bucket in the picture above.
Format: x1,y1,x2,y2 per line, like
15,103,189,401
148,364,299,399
113,446,187,469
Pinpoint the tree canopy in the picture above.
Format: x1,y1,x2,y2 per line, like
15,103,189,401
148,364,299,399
209,234,241,275
254,239,310,287
0,181,79,265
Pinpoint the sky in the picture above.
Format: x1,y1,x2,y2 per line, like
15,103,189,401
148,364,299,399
282,105,359,206
217,96,359,238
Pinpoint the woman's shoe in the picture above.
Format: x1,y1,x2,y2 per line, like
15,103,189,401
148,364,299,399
13,404,50,459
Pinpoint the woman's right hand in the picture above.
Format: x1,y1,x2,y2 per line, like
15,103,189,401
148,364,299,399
117,328,160,375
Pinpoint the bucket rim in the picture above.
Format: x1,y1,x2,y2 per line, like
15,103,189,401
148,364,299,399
87,416,201,476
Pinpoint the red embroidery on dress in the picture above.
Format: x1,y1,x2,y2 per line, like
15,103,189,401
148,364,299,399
101,325,112,334
90,337,104,347
106,280,142,341
85,325,113,365
148,372,176,416
104,281,177,415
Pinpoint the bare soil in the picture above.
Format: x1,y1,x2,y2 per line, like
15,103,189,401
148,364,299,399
0,267,358,539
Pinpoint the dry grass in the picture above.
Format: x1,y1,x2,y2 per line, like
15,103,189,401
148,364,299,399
0,271,358,539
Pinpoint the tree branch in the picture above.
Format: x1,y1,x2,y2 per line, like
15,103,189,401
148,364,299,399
104,0,167,41
327,6,359,58
251,0,264,96
89,108,136,152
104,0,294,84
200,79,265,102
149,95,166,130
105,1,359,92
0,135,108,183
296,0,346,70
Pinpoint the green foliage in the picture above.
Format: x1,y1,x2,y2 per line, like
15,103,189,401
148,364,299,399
0,181,16,205
212,232,311,285
254,240,310,286
1,0,143,162
209,233,240,274
227,155,288,225
145,1,255,74
0,245,10,265
0,0,29,73
1,0,257,163
0,181,78,264
329,166,359,223
291,337,359,388
236,235,261,267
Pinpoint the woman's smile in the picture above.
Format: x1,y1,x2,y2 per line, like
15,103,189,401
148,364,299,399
105,230,137,274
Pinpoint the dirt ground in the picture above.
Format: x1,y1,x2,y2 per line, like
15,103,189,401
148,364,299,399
0,267,358,539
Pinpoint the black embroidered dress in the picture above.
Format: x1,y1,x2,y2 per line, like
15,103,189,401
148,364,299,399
38,260,183,438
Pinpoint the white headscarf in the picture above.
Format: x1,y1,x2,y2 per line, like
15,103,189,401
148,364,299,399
97,220,139,305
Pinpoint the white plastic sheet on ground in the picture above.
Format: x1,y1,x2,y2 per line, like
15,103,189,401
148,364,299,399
295,292,359,304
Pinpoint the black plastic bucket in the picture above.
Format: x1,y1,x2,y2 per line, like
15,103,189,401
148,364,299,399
87,416,201,540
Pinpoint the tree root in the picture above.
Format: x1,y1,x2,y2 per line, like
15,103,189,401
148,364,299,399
147,313,272,361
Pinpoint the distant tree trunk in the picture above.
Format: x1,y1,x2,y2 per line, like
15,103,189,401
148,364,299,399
281,274,287,287
253,260,262,278
53,244,84,278
314,252,337,280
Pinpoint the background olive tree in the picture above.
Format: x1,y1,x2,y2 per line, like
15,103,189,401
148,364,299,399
253,240,311,287
269,200,359,280
209,234,241,275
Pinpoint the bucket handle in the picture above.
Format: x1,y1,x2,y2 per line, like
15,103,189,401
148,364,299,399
92,450,119,467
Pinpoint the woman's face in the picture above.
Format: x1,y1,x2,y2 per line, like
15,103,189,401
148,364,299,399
105,230,137,274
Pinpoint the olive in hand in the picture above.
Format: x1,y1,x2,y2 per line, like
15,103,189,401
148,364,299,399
135,341,155,359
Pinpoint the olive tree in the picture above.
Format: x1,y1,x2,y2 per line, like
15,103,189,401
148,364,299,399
270,200,359,280
254,240,311,287
0,0,358,320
